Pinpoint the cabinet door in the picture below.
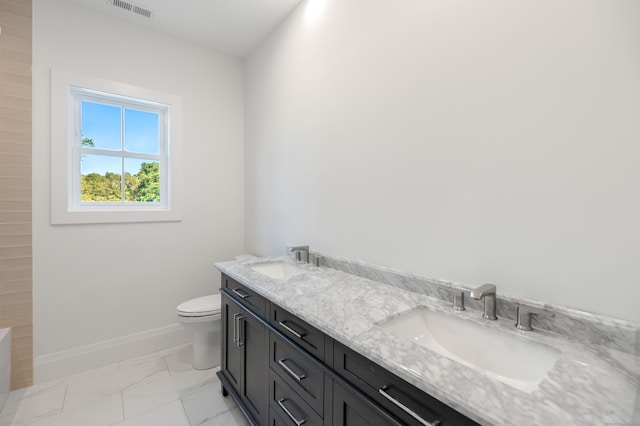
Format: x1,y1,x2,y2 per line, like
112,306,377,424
333,380,402,426
241,308,270,424
221,292,270,426
221,293,242,392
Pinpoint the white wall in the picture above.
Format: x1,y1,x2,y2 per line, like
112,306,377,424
245,0,640,322
33,0,245,377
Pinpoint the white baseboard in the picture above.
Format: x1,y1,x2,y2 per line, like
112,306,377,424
34,324,191,384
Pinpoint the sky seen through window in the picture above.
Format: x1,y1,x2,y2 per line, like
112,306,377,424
81,101,159,175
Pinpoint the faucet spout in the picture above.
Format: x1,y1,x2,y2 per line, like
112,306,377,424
469,283,496,299
470,283,497,320
289,245,310,264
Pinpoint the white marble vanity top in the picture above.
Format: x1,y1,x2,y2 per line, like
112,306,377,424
216,256,640,426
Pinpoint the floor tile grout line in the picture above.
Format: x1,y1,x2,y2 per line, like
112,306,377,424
165,355,176,377
161,356,170,374
120,391,125,422
178,398,192,425
60,385,69,412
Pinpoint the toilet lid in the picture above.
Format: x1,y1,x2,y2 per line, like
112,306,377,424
177,294,221,317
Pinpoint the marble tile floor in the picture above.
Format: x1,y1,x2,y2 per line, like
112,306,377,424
0,344,246,426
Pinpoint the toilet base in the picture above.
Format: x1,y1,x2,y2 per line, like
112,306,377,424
192,329,220,370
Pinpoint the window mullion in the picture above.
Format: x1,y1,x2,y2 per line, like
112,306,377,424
121,107,125,202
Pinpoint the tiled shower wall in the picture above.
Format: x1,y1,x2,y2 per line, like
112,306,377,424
0,0,33,390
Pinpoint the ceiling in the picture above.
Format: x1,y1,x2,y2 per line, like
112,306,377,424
59,0,303,57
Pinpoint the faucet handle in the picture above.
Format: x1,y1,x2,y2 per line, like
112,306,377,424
440,287,465,311
515,304,554,331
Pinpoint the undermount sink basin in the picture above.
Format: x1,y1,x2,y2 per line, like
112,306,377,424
377,306,560,392
250,261,307,279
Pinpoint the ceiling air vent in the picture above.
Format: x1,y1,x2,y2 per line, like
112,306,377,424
108,0,153,19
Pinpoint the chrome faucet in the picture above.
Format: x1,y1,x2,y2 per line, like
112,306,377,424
470,284,497,320
289,245,310,264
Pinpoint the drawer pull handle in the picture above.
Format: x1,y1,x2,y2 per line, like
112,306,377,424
232,288,250,299
237,315,245,346
278,320,307,339
379,385,441,426
233,313,242,343
277,358,307,382
277,398,306,426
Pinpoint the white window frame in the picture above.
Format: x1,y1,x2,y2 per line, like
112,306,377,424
70,87,168,209
51,69,183,224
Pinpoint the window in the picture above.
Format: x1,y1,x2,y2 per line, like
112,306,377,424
51,70,183,224
72,88,167,206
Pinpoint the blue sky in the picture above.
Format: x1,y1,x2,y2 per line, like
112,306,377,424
81,101,159,175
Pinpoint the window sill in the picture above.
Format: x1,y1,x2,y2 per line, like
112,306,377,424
51,208,182,225
51,210,182,225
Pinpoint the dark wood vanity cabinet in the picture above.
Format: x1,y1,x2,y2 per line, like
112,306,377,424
220,292,269,425
218,274,479,426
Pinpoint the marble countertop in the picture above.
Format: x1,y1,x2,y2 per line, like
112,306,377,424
216,257,640,426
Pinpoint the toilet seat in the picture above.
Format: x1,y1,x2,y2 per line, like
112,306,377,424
177,294,221,317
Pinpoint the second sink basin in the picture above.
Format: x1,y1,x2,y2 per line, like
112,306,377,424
250,261,307,279
377,306,560,392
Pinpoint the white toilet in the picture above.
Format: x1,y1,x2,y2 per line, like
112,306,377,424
177,294,222,370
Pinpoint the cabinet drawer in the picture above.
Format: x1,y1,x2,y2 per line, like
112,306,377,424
334,342,479,426
271,304,326,361
223,274,267,318
270,369,323,426
270,332,325,416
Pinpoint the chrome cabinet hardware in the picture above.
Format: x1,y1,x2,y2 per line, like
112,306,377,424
277,398,307,426
379,385,441,426
470,283,497,320
441,287,465,311
233,313,241,343
277,358,307,382
515,304,555,331
278,320,307,339
234,314,246,346
237,316,245,346
231,288,250,299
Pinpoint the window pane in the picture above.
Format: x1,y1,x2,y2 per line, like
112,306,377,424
124,108,159,154
81,101,122,150
124,159,160,203
81,155,122,202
